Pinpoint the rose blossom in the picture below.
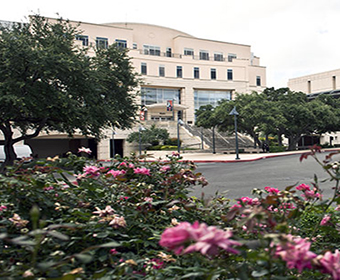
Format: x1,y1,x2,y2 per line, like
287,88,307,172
133,167,151,176
109,215,127,228
296,183,311,191
238,197,259,206
320,214,331,226
83,165,100,177
184,224,241,256
273,234,317,273
159,221,196,255
160,165,171,172
319,250,340,280
107,169,126,177
93,206,115,217
159,221,240,256
264,186,280,194
78,147,92,154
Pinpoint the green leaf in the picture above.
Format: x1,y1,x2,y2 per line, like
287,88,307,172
97,241,120,248
181,272,205,279
74,253,92,263
47,230,70,241
251,269,269,277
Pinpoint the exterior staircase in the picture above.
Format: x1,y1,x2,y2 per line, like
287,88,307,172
183,124,256,153
145,121,257,153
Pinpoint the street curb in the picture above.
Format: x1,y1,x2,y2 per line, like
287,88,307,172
179,148,340,163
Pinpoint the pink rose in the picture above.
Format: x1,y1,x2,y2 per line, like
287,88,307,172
319,250,340,280
133,167,151,176
320,214,331,226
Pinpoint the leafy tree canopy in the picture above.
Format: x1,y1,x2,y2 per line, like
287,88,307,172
0,16,139,170
127,124,170,146
195,88,340,150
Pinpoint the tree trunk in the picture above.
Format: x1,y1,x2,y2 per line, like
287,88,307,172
0,129,16,173
288,136,299,151
0,119,47,173
277,132,283,147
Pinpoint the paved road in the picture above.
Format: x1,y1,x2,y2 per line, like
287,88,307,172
190,152,340,201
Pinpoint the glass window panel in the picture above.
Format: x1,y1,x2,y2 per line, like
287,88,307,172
141,87,180,105
194,90,232,111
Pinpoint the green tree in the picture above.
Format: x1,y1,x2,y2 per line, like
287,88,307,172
214,92,267,148
262,88,340,150
0,16,139,171
195,104,221,129
127,124,170,146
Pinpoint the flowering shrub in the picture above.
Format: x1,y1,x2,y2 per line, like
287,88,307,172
1,146,340,279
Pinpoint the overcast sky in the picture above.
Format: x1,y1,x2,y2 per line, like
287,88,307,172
1,0,340,89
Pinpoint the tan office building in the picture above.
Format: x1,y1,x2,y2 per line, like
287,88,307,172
1,18,267,159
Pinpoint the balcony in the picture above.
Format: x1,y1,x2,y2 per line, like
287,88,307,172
137,50,238,63
138,49,182,58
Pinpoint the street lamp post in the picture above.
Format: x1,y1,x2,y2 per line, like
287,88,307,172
177,119,184,153
139,125,145,156
212,126,216,154
229,106,240,160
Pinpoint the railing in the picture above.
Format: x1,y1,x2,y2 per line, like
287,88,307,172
138,50,182,58
138,50,240,62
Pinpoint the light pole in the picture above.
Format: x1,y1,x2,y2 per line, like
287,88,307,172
177,119,184,153
212,125,216,154
139,125,145,155
111,130,116,157
201,127,204,150
229,106,240,160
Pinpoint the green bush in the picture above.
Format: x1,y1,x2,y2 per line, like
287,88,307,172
269,145,286,152
1,146,340,279
164,138,178,146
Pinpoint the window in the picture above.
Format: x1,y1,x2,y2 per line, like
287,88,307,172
75,35,88,46
211,68,216,80
256,76,261,86
308,81,311,94
133,43,137,49
214,52,224,61
115,39,127,48
194,90,232,111
228,53,237,62
227,69,233,80
333,76,336,90
96,37,108,49
143,45,160,56
177,66,183,78
184,48,194,56
141,87,181,106
199,50,209,60
159,65,165,77
141,63,147,75
166,47,172,57
194,67,200,79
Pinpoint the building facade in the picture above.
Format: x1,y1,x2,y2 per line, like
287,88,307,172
288,68,340,95
288,69,340,146
75,21,266,124
1,17,267,160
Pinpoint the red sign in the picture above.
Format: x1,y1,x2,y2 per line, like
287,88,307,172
167,100,173,111
140,110,145,121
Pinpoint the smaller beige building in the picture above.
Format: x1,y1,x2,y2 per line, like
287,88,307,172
288,68,340,94
288,68,340,146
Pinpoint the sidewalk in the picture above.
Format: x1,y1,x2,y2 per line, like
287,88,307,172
143,148,340,163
